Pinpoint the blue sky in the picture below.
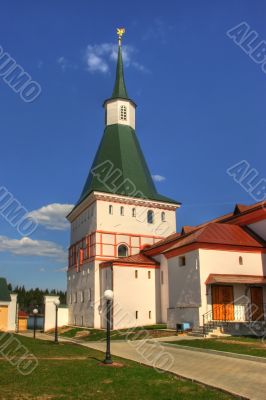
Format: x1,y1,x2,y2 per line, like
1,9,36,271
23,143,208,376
0,0,265,290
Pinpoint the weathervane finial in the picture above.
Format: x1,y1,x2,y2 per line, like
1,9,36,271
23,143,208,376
117,27,125,46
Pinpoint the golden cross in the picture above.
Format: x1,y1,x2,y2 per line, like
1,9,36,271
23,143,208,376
117,28,125,44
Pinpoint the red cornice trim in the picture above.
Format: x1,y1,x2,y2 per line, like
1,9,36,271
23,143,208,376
100,262,160,269
205,273,266,285
144,241,178,256
164,242,266,259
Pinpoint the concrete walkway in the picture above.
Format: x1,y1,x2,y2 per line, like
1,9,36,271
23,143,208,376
80,339,266,400
18,332,266,400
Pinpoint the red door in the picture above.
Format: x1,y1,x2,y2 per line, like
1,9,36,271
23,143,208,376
250,287,264,321
212,286,234,321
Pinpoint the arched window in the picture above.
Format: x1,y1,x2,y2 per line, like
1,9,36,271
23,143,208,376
132,208,136,217
118,244,128,257
120,206,124,216
120,105,127,120
147,210,154,224
109,205,113,215
239,256,243,265
161,211,166,222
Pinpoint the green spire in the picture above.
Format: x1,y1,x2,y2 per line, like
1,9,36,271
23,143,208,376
77,124,180,206
111,44,129,99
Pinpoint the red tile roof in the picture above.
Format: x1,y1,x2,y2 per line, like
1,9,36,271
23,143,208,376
163,223,264,254
18,310,28,318
144,200,266,254
100,253,159,267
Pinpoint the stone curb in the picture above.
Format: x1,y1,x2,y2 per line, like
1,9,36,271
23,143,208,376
156,340,266,364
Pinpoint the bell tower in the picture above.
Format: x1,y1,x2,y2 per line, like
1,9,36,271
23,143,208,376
66,28,180,329
103,28,136,129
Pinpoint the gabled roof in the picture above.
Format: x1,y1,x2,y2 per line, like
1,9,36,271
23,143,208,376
100,253,159,267
0,278,11,302
144,200,266,255
163,223,264,255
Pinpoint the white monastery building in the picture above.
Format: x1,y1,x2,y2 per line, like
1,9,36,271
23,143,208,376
66,31,266,335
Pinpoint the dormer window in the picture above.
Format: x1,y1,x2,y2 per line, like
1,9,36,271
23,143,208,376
120,105,127,121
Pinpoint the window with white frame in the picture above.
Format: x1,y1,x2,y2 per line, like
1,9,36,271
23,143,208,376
120,105,127,120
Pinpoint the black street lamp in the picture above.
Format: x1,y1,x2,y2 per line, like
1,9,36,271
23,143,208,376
103,289,114,365
32,308,38,339
54,299,60,344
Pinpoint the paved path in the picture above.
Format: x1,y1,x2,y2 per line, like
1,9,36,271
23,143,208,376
18,332,266,399
80,340,266,400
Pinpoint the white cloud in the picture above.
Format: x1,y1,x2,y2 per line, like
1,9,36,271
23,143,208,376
39,267,46,272
28,203,74,231
142,18,174,44
54,266,68,273
85,43,148,74
152,174,166,182
0,236,67,261
57,57,77,72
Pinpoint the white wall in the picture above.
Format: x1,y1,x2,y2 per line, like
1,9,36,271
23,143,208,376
167,250,201,327
166,249,266,328
7,294,17,331
71,203,97,244
153,254,169,323
44,296,69,332
67,261,95,327
96,199,176,238
198,249,265,320
111,265,157,329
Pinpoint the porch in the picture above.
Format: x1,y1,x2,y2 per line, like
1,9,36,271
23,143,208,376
202,274,266,337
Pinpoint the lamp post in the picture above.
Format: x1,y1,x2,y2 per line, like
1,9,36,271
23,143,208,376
103,289,113,365
32,308,38,339
54,299,60,344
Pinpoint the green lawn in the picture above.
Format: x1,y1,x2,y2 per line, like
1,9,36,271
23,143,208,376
59,324,175,341
0,334,236,399
165,337,266,358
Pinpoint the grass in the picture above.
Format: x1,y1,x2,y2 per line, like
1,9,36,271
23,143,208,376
58,324,175,342
165,336,266,358
0,334,236,399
